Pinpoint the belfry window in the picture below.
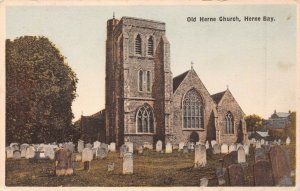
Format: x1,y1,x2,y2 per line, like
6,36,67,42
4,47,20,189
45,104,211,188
136,104,154,133
147,36,154,56
225,111,234,134
135,34,142,55
183,89,204,129
138,70,143,91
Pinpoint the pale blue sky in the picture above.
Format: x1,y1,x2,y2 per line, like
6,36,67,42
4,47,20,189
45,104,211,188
6,5,297,120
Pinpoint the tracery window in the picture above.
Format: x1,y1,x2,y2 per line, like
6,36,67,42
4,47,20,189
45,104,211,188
147,36,154,56
136,104,154,133
135,34,142,55
225,111,234,134
183,89,204,129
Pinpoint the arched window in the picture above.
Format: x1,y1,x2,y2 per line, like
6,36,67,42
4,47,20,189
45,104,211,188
138,70,143,91
183,89,204,129
147,36,154,56
135,34,142,55
146,71,151,92
225,111,234,134
136,104,154,133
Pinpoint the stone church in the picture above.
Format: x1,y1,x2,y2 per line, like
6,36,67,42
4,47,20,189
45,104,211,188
103,16,247,148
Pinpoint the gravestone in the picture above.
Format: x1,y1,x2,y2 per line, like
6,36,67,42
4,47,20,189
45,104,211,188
255,148,266,162
123,152,133,174
109,142,116,152
125,142,133,153
25,146,35,159
97,147,108,159
194,145,206,168
55,148,73,176
205,141,209,149
243,144,249,155
100,143,109,152
82,148,93,171
211,140,217,148
93,141,101,148
179,142,185,150
269,145,292,186
13,150,21,160
11,143,19,151
261,139,265,145
265,141,269,145
143,142,153,150
222,151,237,169
200,177,208,187
74,153,82,162
20,144,29,158
156,140,162,152
165,142,172,153
228,164,245,186
137,146,144,154
253,160,274,186
228,144,236,153
78,140,84,153
278,139,282,145
236,143,243,150
188,142,195,151
120,144,129,158
213,144,221,154
45,147,55,160
173,144,179,150
85,143,92,149
108,163,115,172
286,137,291,145
183,146,189,153
216,167,226,186
64,142,75,153
221,144,228,154
237,146,246,163
6,147,14,159
262,144,271,153
255,141,261,148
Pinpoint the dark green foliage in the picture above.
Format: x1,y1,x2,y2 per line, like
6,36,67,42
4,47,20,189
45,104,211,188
245,114,264,132
6,36,78,144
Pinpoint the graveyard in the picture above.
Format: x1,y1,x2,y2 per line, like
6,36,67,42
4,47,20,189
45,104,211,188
5,139,296,187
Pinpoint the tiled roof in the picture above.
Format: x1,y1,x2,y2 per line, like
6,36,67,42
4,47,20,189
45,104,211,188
211,91,226,104
173,70,189,92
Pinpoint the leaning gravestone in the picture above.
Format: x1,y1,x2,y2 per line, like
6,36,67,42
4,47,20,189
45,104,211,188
109,142,116,152
82,148,93,171
254,148,266,162
120,144,129,158
229,144,236,153
125,142,133,153
123,152,133,174
237,146,246,163
228,164,245,186
165,142,172,153
55,148,73,176
25,146,35,159
13,150,21,160
156,140,162,152
6,147,14,159
221,144,228,154
269,145,292,186
78,140,84,153
253,160,274,186
179,142,185,150
194,144,206,168
213,144,221,154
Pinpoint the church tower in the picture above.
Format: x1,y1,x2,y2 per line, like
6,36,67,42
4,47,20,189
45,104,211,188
105,16,172,147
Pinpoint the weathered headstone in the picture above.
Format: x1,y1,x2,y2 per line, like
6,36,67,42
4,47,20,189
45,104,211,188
221,144,228,154
156,140,162,152
20,144,29,158
165,142,172,153
261,139,265,145
269,145,292,186
108,163,115,172
228,144,236,153
97,147,108,159
237,146,246,163
205,141,209,149
262,144,271,153
123,152,133,174
25,146,35,159
45,147,55,160
63,142,75,153
243,144,249,155
253,160,274,186
211,140,217,148
6,147,14,159
228,164,245,186
11,143,19,151
93,141,101,149
13,150,21,160
286,137,291,145
183,146,189,153
278,139,282,145
143,142,153,150
78,140,84,153
120,144,129,158
236,143,243,150
255,148,266,162
109,142,116,152
216,168,226,186
85,143,92,149
213,144,221,154
55,148,73,176
125,142,133,153
194,144,206,168
188,142,195,151
82,148,93,171
173,144,179,150
200,177,208,187
137,146,144,154
223,151,237,169
179,142,185,150
100,143,109,151
74,153,82,162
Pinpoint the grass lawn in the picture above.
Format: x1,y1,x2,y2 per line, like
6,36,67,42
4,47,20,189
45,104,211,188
5,145,295,187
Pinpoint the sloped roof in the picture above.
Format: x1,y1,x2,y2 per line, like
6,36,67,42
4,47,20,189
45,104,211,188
275,112,290,118
173,70,189,92
256,131,269,137
211,91,226,104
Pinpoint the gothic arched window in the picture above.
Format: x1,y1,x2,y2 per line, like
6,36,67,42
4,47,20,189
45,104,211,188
225,111,234,134
183,89,204,129
135,34,142,55
138,70,143,91
146,71,151,92
136,104,154,133
147,36,154,56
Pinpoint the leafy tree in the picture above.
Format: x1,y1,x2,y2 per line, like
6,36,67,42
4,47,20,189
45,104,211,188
6,36,78,144
245,114,264,132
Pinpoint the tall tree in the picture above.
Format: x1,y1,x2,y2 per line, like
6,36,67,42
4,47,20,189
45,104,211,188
244,114,264,132
6,36,78,144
